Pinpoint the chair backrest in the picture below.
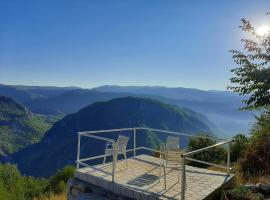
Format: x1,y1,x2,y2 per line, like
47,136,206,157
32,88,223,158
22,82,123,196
116,135,129,151
166,136,180,150
166,150,182,167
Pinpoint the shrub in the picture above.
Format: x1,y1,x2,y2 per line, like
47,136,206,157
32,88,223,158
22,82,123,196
223,185,264,200
0,163,23,196
188,137,226,167
239,109,270,177
0,164,74,199
0,181,12,199
240,137,270,177
22,176,49,199
230,134,249,162
49,165,75,194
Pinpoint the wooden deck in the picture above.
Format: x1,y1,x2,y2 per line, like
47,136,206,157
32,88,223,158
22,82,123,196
75,154,234,200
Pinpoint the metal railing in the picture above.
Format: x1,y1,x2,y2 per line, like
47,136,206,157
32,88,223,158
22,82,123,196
75,127,232,200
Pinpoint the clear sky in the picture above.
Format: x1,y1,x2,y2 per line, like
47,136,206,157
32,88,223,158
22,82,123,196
0,0,269,90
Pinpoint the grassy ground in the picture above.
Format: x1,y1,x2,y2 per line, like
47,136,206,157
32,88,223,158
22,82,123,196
47,193,66,200
34,193,67,200
208,163,270,185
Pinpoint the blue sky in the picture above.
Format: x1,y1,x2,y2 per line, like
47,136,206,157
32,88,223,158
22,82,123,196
0,0,269,90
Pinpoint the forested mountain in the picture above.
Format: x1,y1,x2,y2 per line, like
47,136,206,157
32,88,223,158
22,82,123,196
93,85,255,135
0,84,255,136
27,86,255,136
0,96,52,156
10,97,215,177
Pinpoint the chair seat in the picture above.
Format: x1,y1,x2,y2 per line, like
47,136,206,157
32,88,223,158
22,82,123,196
105,148,126,155
161,149,185,168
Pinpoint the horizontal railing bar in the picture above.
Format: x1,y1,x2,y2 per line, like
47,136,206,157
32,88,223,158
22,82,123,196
141,147,162,154
77,147,158,166
78,127,226,141
185,157,229,170
78,128,137,135
126,147,141,153
182,140,232,157
134,146,145,150
76,161,92,168
76,140,231,167
78,147,142,162
79,133,115,143
138,127,225,141
78,154,106,162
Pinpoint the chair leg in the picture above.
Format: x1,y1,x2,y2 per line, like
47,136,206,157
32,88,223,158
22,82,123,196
178,168,180,183
124,153,127,166
185,170,187,189
103,155,107,164
163,165,166,190
159,162,161,183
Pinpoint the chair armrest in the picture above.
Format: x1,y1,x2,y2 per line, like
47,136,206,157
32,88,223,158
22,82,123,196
181,149,187,153
160,143,166,152
159,143,166,160
160,153,165,159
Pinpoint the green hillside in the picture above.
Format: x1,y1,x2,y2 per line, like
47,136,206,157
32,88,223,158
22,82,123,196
0,95,53,156
11,97,215,177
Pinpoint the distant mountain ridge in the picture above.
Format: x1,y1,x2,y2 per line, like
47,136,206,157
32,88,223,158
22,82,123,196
0,84,78,103
0,84,255,136
92,85,255,135
0,95,52,156
10,97,215,177
92,85,239,103
25,89,129,115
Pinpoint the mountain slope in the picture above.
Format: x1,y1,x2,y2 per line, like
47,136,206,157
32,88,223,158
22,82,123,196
93,85,255,135
0,96,52,156
10,97,215,177
28,86,254,135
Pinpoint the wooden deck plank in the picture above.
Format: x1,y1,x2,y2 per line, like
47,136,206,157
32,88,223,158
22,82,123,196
75,154,234,200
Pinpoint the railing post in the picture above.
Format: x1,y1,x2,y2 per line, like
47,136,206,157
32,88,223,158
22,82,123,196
181,155,186,200
76,133,81,169
227,141,231,173
133,128,136,157
112,142,117,182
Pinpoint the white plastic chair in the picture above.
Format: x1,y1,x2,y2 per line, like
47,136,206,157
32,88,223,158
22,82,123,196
103,135,129,166
159,136,184,189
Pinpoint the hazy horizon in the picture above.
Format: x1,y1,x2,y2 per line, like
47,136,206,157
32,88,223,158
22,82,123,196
0,82,236,92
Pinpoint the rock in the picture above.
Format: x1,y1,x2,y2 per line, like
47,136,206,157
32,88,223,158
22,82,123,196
245,184,260,193
257,183,270,194
67,178,131,200
68,178,93,193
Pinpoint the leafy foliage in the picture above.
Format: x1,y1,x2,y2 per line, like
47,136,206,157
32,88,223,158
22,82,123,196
237,109,270,177
49,166,75,194
230,134,249,163
187,137,226,167
240,137,270,177
228,14,270,110
0,163,74,200
222,185,264,200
